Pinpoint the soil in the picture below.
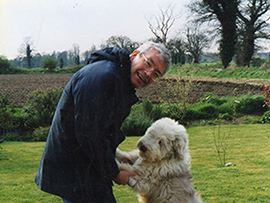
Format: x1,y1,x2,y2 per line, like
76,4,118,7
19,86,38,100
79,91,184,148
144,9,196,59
0,73,269,106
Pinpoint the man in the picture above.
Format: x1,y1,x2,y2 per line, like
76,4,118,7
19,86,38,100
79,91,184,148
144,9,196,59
35,41,171,203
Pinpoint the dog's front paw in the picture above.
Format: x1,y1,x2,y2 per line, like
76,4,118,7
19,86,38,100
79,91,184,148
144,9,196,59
128,177,137,187
116,148,131,163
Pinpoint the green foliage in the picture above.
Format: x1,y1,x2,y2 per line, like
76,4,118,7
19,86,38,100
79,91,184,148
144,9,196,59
168,63,270,80
31,126,50,141
201,93,228,106
186,103,218,121
142,99,153,116
0,56,13,74
236,95,265,114
220,112,233,120
2,92,268,140
162,102,184,121
0,94,16,140
0,95,26,141
261,110,270,124
42,57,58,71
218,102,234,115
121,111,153,137
23,88,62,130
251,57,266,67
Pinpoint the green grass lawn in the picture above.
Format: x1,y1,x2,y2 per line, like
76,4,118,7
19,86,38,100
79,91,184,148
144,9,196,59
0,124,269,202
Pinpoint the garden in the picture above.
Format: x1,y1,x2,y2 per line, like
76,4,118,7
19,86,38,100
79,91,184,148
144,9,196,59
1,62,270,202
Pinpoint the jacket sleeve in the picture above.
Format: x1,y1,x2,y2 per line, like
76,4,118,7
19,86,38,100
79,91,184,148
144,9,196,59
71,65,124,181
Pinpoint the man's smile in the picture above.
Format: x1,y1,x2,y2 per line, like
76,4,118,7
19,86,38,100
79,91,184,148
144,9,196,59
137,72,147,83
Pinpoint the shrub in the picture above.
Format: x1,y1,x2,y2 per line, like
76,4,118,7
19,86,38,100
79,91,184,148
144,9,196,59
149,105,163,121
218,103,234,115
142,99,153,117
199,103,218,118
0,94,15,139
262,84,270,109
0,93,27,141
23,88,62,130
188,103,218,120
42,57,58,71
162,103,183,121
0,56,13,74
184,108,203,121
201,93,227,106
31,126,50,141
121,113,153,136
261,110,270,124
236,95,265,114
1,129,20,141
220,113,233,120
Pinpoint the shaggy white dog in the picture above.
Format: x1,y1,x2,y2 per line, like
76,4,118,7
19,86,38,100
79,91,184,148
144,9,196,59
116,117,203,203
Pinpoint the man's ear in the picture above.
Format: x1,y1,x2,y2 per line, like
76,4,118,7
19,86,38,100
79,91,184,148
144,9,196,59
130,50,140,61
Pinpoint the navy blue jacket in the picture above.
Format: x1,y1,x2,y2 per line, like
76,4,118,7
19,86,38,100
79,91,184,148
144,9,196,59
35,48,138,202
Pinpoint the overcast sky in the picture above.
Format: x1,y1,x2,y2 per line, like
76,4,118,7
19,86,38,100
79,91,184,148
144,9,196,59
0,0,193,59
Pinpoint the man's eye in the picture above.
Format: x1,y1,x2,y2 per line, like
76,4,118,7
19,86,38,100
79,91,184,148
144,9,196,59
154,72,160,78
146,61,151,67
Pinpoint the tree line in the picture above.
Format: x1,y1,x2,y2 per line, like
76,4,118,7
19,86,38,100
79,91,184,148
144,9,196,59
7,0,270,69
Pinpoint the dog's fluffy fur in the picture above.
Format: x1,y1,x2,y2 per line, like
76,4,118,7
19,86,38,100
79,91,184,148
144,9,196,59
116,117,203,203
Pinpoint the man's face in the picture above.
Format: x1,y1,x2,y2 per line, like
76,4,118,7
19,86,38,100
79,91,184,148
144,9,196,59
130,49,166,88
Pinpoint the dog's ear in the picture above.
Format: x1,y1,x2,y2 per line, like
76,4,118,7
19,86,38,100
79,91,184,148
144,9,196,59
172,136,188,160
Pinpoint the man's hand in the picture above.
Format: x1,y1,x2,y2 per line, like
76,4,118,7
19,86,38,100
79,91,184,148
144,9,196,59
114,170,137,185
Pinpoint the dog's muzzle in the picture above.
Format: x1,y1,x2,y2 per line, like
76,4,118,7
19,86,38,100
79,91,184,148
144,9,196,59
139,145,147,152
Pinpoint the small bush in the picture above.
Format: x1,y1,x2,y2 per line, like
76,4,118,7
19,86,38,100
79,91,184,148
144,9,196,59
261,110,270,124
220,113,233,120
218,103,234,115
0,94,17,138
236,95,265,114
188,103,218,120
1,130,21,141
121,113,153,136
142,99,153,117
201,93,227,106
31,126,50,141
42,57,58,71
23,88,62,130
0,56,13,74
199,103,218,118
162,103,184,121
149,105,163,120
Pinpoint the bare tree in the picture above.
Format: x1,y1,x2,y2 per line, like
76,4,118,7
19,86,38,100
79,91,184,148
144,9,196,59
236,0,270,67
101,35,139,54
147,4,181,46
82,45,97,64
167,37,186,64
184,22,211,63
188,0,239,68
18,36,33,68
72,44,80,65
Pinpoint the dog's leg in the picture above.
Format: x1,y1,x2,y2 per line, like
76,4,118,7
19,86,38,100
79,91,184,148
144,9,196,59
126,149,140,164
115,148,131,163
116,161,139,187
115,148,140,164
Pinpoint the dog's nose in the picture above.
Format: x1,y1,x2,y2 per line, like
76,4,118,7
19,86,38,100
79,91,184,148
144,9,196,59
140,145,147,152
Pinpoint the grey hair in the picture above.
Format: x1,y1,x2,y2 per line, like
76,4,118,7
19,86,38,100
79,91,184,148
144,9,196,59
137,41,171,76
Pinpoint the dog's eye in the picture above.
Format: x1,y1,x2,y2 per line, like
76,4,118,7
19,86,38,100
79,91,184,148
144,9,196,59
159,140,162,145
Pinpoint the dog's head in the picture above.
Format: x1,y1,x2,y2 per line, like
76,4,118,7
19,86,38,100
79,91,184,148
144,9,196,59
137,117,189,162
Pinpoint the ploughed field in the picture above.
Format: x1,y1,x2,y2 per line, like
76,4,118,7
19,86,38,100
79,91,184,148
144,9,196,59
0,73,269,106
